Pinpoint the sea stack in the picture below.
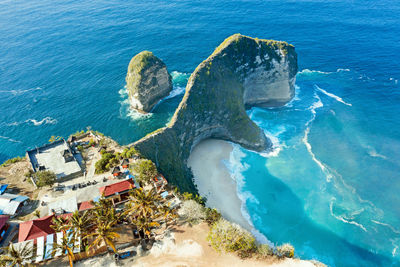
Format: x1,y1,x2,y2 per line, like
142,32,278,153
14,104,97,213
133,34,298,192
126,51,172,112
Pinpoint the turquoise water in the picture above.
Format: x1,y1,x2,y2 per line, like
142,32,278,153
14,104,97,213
1,1,399,266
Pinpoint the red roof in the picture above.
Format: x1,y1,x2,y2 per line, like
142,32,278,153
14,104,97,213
99,179,135,197
18,215,55,242
0,215,9,230
78,201,94,211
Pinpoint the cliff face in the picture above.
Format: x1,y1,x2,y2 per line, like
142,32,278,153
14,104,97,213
133,34,297,192
126,51,172,112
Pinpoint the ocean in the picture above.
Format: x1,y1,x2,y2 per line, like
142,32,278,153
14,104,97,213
1,0,399,266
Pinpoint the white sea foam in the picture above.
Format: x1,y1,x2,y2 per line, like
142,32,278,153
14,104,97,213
0,135,22,143
27,117,58,126
298,69,332,75
284,85,301,107
0,86,42,96
315,85,352,106
164,86,186,100
371,220,400,235
6,117,58,126
225,145,272,244
329,198,367,232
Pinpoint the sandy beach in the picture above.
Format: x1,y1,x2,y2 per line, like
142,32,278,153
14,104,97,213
187,139,252,231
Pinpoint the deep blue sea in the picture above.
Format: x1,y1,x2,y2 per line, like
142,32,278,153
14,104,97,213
1,1,399,266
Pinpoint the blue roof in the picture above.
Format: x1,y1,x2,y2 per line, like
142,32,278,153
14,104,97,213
0,185,8,195
13,195,29,203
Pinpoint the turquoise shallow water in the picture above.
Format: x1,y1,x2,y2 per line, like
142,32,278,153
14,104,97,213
1,1,400,266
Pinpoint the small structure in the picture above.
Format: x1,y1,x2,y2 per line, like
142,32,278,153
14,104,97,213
0,215,9,243
99,179,136,205
0,184,8,195
0,193,29,216
18,215,55,243
77,201,94,212
26,139,83,181
47,197,78,215
152,174,168,192
121,159,129,169
112,166,122,177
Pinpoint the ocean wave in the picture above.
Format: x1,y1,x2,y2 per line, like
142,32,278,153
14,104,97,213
329,198,367,232
164,86,186,100
6,117,58,127
224,145,271,244
0,86,42,96
315,85,352,106
298,68,351,76
126,108,153,120
0,135,22,143
284,85,301,107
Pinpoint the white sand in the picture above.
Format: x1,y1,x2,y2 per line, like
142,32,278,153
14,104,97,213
187,139,252,231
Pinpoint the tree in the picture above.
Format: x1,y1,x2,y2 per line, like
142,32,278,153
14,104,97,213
35,170,56,187
124,188,162,218
131,216,160,239
205,208,222,226
51,216,70,233
69,210,92,249
87,198,120,254
132,159,157,185
52,230,77,267
0,243,34,267
159,203,178,229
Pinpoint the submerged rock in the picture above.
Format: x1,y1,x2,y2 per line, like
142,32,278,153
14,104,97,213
126,51,172,112
133,34,298,192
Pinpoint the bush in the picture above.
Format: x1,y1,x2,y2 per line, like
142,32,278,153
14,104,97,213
207,219,256,258
257,244,274,259
132,159,158,185
276,243,294,258
121,147,139,158
181,192,206,205
178,200,206,225
35,171,56,187
95,152,120,174
205,208,222,226
76,145,84,152
1,156,24,167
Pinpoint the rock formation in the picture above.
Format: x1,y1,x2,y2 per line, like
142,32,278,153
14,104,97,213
132,34,298,192
126,51,172,112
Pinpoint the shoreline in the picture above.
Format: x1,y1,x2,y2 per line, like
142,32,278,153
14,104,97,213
187,138,253,232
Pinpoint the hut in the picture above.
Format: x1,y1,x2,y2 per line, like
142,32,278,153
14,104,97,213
112,166,121,177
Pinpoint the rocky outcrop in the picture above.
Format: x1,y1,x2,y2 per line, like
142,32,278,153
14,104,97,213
133,34,298,192
126,51,172,112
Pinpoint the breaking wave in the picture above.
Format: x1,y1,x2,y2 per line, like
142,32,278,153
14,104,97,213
315,85,352,106
6,117,58,127
0,135,22,143
0,86,42,96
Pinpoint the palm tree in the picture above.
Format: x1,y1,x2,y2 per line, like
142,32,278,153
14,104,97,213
124,188,162,218
51,216,69,233
0,243,34,267
87,198,121,254
52,230,76,267
69,210,92,249
159,203,178,229
131,216,159,239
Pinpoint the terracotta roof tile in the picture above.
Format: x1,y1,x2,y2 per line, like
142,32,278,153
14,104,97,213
99,179,135,197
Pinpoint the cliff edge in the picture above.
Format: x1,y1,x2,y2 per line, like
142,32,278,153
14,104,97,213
126,51,172,112
133,34,297,192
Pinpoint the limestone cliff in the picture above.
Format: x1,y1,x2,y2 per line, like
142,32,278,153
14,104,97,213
126,51,172,112
133,34,298,192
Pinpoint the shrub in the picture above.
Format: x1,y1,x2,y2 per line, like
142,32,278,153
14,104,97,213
276,243,295,258
178,200,206,225
205,208,222,226
1,156,24,167
257,244,274,259
207,219,256,258
95,152,120,174
76,145,84,152
181,192,206,205
121,147,139,158
35,171,56,187
132,159,158,185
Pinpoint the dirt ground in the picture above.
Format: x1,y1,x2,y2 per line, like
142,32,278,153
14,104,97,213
0,159,37,198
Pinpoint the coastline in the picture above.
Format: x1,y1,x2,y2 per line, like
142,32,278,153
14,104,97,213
187,139,252,231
